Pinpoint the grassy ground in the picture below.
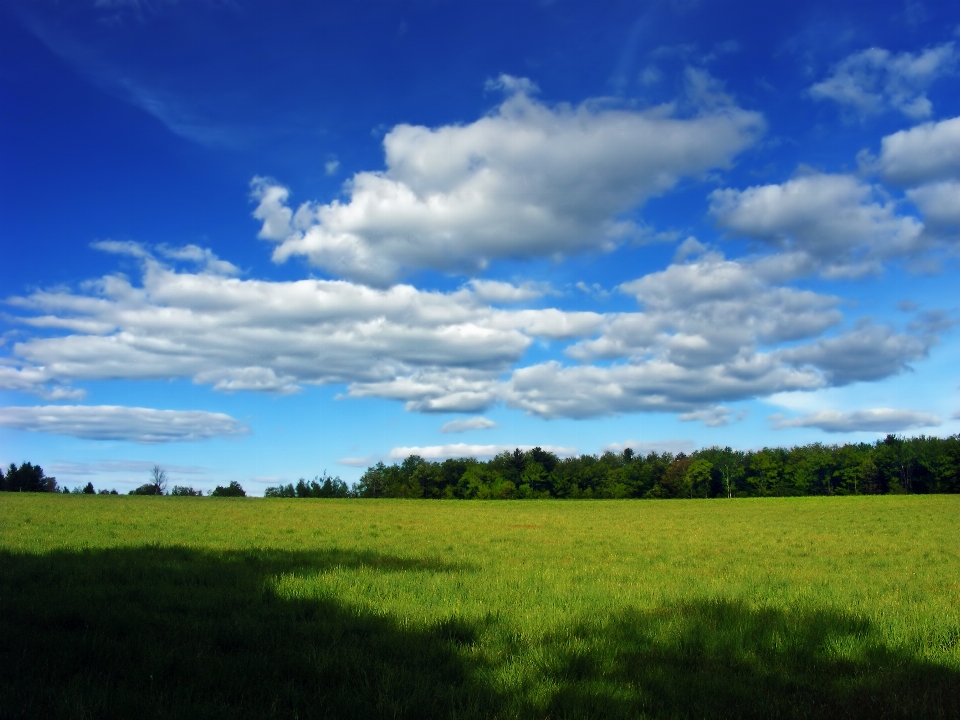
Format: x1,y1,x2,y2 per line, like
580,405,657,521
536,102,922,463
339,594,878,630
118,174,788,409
2,494,959,719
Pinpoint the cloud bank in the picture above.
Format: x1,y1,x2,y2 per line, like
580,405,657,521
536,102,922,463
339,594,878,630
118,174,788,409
1,246,934,421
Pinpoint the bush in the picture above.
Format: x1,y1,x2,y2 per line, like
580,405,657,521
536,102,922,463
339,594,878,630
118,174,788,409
210,481,246,497
171,486,203,496
129,483,162,495
265,474,351,498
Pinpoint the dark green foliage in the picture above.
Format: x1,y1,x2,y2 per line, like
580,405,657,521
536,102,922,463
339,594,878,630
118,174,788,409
82,482,94,495
129,483,162,495
264,474,351,498
210,480,246,497
170,485,203,496
358,435,960,500
0,463,57,493
1,547,956,719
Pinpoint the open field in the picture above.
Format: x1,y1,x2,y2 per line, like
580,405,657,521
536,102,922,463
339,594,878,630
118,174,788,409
2,495,959,719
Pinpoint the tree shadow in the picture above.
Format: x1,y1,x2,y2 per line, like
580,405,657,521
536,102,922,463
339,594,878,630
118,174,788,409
0,546,493,719
2,547,958,719
537,600,960,720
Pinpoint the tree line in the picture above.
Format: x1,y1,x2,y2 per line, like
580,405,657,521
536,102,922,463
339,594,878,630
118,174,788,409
352,434,960,499
4,434,959,499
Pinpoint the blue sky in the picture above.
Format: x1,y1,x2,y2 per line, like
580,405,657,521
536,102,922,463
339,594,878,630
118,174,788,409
2,0,960,494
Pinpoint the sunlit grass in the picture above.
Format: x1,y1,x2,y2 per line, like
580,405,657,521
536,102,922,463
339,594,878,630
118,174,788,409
2,495,959,718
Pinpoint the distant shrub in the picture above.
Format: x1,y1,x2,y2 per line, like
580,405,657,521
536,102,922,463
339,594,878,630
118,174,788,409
171,486,203,496
264,483,296,498
265,474,351,498
83,482,95,494
210,481,246,497
129,483,162,496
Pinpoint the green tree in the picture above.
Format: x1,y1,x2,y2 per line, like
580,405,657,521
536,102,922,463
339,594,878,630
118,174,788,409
686,459,713,498
210,481,246,497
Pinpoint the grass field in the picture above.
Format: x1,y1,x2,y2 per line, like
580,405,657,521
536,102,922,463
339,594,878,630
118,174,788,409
2,494,959,719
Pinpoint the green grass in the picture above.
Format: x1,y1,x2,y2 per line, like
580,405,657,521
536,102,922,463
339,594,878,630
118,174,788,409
2,495,959,719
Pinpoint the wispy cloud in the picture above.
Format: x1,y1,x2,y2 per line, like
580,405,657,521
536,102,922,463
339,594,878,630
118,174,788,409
809,42,957,119
439,416,498,433
769,408,940,433
0,405,250,443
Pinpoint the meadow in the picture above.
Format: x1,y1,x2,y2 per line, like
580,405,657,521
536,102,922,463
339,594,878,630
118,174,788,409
2,494,959,719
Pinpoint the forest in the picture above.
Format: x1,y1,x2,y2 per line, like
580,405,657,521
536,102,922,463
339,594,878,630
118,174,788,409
351,434,960,499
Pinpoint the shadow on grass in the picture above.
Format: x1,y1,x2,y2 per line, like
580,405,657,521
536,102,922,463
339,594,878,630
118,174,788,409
537,600,960,720
1,546,958,719
0,546,491,719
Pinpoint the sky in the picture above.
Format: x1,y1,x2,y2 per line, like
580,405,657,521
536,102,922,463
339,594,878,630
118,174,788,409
2,0,960,495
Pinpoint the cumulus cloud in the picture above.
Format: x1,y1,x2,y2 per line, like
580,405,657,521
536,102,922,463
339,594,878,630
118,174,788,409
906,181,960,228
876,116,960,186
2,248,936,422
711,174,925,278
440,416,498,433
0,253,592,406
251,76,763,284
569,252,843,366
0,405,249,443
778,323,931,384
500,253,931,419
387,443,577,461
809,43,957,119
770,408,941,433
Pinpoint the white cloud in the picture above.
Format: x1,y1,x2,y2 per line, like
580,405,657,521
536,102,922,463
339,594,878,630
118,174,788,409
252,77,763,284
570,252,843,365
156,244,240,276
0,405,249,443
1,252,595,406
466,279,550,303
502,258,931,420
387,443,577,461
770,408,941,433
503,357,825,419
678,406,743,427
440,416,498,433
2,248,936,423
91,239,151,258
877,116,960,186
711,174,925,277
907,181,960,227
325,159,340,176
809,43,957,119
